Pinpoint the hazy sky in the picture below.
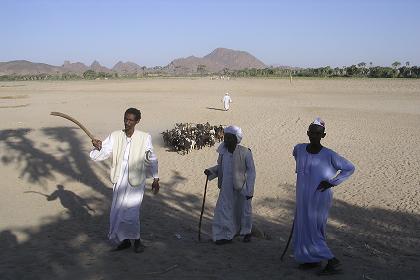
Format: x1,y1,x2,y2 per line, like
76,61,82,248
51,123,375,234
2,0,419,68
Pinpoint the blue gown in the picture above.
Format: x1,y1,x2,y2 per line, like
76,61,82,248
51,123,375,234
292,144,355,263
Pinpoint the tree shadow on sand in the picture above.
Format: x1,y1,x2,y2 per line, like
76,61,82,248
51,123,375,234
0,127,111,197
0,127,419,279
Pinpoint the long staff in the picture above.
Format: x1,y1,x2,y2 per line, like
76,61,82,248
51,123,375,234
50,112,95,140
280,218,295,261
198,175,209,241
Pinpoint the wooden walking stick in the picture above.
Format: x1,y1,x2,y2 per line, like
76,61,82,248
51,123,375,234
198,175,209,241
280,218,295,261
50,112,95,140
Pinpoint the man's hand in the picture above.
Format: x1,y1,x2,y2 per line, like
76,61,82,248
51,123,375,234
317,181,334,192
152,178,160,195
204,169,210,176
92,139,102,151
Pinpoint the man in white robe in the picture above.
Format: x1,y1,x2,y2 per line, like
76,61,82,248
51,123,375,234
205,126,256,244
222,93,232,111
90,108,159,253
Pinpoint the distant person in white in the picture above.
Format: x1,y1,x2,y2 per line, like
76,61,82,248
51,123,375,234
90,107,159,253
222,92,232,111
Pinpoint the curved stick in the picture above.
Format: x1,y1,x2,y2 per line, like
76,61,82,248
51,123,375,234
50,112,95,140
198,175,209,241
280,218,294,261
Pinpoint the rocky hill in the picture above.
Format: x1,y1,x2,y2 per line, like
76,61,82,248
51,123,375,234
0,48,267,76
62,61,89,73
165,48,266,74
0,60,61,75
112,61,144,74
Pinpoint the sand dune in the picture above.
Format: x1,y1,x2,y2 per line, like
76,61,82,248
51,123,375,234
0,78,419,279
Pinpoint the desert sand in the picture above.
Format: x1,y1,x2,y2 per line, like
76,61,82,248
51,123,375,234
0,78,419,279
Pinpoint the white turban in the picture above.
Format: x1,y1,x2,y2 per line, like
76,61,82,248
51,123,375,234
225,92,229,95
311,117,326,129
224,125,243,143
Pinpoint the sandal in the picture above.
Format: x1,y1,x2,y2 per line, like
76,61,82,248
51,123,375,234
243,234,252,243
317,258,342,276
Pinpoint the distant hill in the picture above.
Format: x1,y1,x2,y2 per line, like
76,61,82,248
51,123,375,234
90,60,111,73
62,61,89,73
0,60,113,75
204,48,266,70
165,48,266,74
0,60,61,75
0,48,267,76
112,61,144,74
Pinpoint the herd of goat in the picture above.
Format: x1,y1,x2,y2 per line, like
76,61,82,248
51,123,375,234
162,123,224,154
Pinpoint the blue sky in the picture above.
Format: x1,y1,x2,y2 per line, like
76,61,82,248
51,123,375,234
1,0,419,68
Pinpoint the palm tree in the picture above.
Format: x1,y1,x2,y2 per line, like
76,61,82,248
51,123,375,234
357,62,366,68
358,62,367,75
392,61,401,69
391,61,401,78
405,61,411,77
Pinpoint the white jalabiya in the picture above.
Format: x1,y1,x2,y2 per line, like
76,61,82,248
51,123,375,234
211,145,255,241
222,94,232,111
90,133,158,244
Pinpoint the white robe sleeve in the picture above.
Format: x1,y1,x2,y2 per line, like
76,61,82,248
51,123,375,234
328,152,355,186
145,134,159,179
243,149,256,197
207,165,218,181
207,154,222,181
89,134,113,161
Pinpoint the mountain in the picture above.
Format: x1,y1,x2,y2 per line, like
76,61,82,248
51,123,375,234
112,61,144,74
165,48,266,74
0,60,61,75
203,48,266,70
90,60,111,73
0,48,267,76
62,60,89,73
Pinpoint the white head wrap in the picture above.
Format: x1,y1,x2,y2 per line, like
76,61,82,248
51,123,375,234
225,92,229,95
224,125,243,143
311,117,326,129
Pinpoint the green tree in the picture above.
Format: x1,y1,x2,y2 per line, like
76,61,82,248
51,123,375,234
83,70,97,80
197,64,207,76
357,62,366,68
392,61,401,69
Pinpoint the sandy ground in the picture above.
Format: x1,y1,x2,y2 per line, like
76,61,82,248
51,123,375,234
0,78,419,280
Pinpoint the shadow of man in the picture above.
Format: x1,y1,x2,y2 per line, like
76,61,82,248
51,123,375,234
26,185,95,218
206,107,226,111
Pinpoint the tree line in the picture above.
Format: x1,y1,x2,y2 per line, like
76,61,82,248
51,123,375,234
223,61,420,78
1,61,419,81
0,70,134,81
